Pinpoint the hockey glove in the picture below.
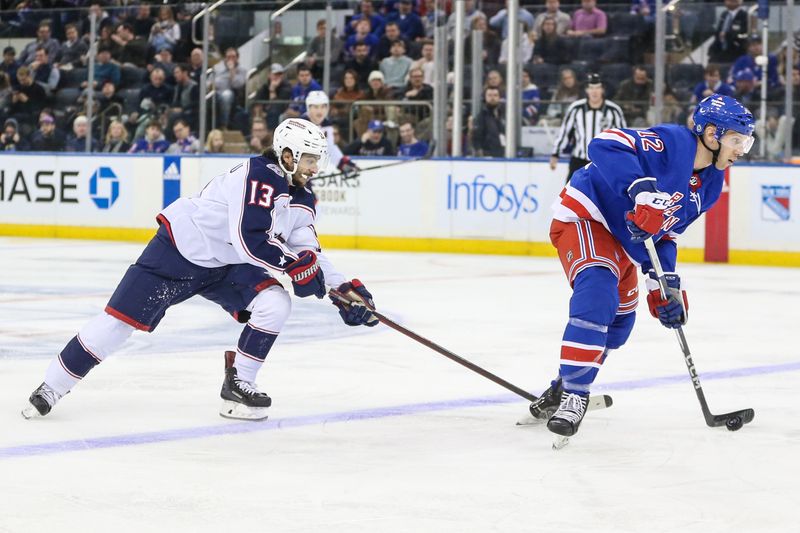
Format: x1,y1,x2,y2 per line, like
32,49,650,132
331,279,378,327
645,270,688,329
337,156,360,180
626,190,673,243
285,250,326,299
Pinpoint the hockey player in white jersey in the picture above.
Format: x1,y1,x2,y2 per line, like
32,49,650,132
22,118,378,421
303,90,360,179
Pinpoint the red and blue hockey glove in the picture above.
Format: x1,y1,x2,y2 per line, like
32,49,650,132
285,250,326,299
645,270,688,328
337,156,360,180
626,190,672,243
330,279,378,327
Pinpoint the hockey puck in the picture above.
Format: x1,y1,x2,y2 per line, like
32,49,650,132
725,416,743,432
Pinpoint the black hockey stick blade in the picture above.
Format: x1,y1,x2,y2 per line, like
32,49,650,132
708,408,755,428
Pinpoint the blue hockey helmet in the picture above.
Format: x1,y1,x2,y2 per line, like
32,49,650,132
692,94,755,140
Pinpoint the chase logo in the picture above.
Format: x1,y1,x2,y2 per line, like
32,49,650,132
89,166,120,209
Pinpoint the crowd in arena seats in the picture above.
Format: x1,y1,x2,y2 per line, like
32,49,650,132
0,0,798,159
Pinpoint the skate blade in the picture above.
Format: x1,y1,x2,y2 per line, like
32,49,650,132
552,435,570,451
219,400,269,421
21,403,43,419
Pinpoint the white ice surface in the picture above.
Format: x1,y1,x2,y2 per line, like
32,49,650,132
1,237,798,532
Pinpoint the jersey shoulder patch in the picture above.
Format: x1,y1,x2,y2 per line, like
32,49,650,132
266,163,284,177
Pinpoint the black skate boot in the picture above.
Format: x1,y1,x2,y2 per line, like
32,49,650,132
21,382,63,419
219,351,271,421
547,391,589,449
515,378,563,426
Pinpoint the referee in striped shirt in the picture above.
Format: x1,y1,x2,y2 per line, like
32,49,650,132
549,73,626,182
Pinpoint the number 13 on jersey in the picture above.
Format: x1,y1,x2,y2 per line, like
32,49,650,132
248,180,275,208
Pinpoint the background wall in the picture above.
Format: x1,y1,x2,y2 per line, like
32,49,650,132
0,154,797,266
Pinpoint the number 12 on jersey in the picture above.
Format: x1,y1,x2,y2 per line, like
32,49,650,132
248,180,275,208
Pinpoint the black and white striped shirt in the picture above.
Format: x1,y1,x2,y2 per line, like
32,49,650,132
552,98,627,160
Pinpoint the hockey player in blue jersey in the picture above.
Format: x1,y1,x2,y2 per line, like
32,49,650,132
22,118,378,421
522,94,755,440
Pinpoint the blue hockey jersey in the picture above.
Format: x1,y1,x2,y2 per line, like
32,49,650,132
553,124,724,271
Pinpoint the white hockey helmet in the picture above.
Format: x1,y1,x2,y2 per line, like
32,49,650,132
305,90,329,107
273,118,329,176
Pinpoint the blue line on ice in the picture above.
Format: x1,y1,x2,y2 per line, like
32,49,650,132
3,360,799,460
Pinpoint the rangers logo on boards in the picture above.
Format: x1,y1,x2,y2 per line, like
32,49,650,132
761,185,791,222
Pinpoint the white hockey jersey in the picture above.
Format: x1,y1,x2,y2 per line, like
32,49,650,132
158,154,347,288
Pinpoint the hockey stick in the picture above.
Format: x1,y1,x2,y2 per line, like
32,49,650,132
644,238,755,429
329,289,612,410
308,140,437,184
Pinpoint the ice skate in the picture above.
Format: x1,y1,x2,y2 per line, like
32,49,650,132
548,391,588,450
516,378,563,426
21,382,62,419
219,351,271,421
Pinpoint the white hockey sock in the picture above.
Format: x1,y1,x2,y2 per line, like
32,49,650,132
45,358,80,397
233,352,263,383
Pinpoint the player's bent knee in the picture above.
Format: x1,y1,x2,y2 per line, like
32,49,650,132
570,267,620,326
606,312,636,350
247,286,291,332
79,312,136,361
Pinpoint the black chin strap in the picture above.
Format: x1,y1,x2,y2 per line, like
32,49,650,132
699,135,721,167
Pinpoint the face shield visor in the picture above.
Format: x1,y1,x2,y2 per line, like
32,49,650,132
719,130,754,154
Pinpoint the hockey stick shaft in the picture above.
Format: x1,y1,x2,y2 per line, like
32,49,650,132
644,238,753,426
309,141,437,183
329,289,538,402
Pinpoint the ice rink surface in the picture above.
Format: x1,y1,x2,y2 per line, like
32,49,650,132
1,237,798,532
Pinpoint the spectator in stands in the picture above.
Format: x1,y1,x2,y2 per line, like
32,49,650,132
614,65,653,126
484,69,505,95
113,23,149,68
10,67,46,131
150,47,176,84
288,65,322,116
756,108,789,161
56,24,88,69
306,19,344,81
421,0,445,39
101,119,131,152
411,39,434,86
1,47,19,89
97,23,121,59
464,15,500,67
139,68,172,112
364,70,394,101
189,48,204,83
66,115,99,152
96,80,124,117
499,21,534,64
344,119,394,155
19,21,61,66
403,67,432,102
149,5,181,53
170,63,199,129
167,119,200,154
30,47,59,96
84,45,120,89
521,69,541,125
29,113,65,151
332,69,365,120
0,118,27,151
0,71,10,113
568,0,607,38
731,35,780,90
732,68,759,106
709,0,748,64
82,3,112,37
376,21,408,61
534,0,571,37
129,120,169,153
247,117,271,154
447,0,485,40
205,129,226,153
380,39,413,90
489,1,535,40
397,121,428,156
388,0,425,41
345,42,378,89
692,65,734,104
252,63,291,130
533,16,568,65
347,1,386,38
545,68,580,122
471,86,505,157
213,48,247,129
132,4,156,40
345,19,379,58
